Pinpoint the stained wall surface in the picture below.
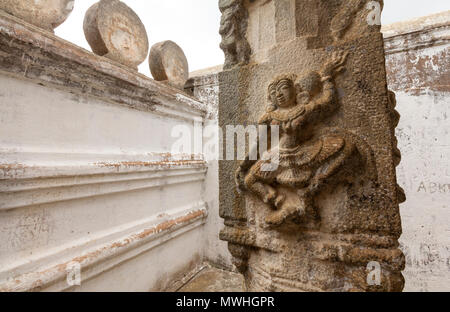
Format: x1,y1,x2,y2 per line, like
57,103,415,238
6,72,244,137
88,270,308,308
383,11,450,292
0,11,210,291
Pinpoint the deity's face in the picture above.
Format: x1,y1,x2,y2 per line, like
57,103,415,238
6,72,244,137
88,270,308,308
269,78,297,109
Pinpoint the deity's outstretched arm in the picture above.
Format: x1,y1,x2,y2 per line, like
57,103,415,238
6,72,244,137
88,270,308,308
300,51,348,123
301,78,337,126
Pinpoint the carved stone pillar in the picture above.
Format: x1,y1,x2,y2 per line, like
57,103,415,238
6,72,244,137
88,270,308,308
219,0,405,292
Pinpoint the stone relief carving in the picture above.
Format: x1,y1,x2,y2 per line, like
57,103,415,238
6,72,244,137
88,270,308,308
219,0,251,69
219,0,404,292
235,51,377,227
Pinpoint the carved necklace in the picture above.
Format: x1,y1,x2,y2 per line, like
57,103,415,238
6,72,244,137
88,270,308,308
270,104,306,123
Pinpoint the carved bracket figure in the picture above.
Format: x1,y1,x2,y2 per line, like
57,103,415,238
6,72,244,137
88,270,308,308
219,0,404,292
236,51,376,227
219,0,251,69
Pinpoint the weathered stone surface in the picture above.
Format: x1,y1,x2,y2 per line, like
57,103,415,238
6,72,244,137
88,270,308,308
219,0,405,292
186,67,222,119
150,40,189,89
0,0,74,32
83,0,149,70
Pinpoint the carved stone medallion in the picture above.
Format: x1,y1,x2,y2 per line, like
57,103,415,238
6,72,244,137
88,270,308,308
84,0,149,70
149,40,189,89
0,0,74,32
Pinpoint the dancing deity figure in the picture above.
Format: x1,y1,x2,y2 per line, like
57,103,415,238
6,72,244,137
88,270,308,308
236,51,375,226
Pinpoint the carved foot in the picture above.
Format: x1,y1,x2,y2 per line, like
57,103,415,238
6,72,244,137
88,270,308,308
265,199,307,226
263,187,277,206
274,194,285,209
265,207,290,226
265,204,303,226
265,192,314,226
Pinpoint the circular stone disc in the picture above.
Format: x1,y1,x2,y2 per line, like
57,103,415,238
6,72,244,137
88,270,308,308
85,0,149,68
0,0,74,31
149,41,189,88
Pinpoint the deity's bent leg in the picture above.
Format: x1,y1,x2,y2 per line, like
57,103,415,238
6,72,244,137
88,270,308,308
244,173,277,207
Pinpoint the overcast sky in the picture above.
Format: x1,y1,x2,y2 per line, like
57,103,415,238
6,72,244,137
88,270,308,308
56,0,449,77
